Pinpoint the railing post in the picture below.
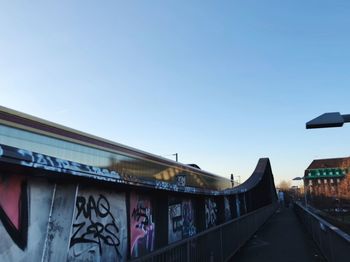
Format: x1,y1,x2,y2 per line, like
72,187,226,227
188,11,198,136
210,251,214,262
220,226,224,261
187,240,190,262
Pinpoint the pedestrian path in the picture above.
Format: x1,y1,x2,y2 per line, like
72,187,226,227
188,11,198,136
231,206,325,262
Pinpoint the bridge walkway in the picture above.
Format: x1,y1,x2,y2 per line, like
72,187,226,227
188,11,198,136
231,206,325,262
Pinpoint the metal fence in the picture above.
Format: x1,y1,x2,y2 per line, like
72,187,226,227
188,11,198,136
131,203,278,262
294,202,350,262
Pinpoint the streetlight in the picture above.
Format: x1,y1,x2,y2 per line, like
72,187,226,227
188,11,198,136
306,112,349,218
306,112,350,129
293,176,308,208
230,174,241,187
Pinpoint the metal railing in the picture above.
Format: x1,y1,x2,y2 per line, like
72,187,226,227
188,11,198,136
131,203,278,262
294,202,350,262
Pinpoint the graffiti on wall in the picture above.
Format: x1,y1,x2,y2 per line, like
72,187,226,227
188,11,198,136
224,197,232,221
0,176,56,262
17,148,120,179
69,188,127,261
0,144,228,195
70,195,121,256
0,144,120,181
175,174,186,187
0,173,28,250
182,200,196,238
168,203,182,243
168,198,196,243
0,173,128,261
130,192,155,258
205,198,218,229
235,195,241,217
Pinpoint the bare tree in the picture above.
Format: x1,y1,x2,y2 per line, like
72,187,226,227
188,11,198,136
277,180,291,191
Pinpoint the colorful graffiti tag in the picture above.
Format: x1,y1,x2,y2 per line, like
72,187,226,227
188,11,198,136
129,192,155,258
168,198,196,243
0,173,28,250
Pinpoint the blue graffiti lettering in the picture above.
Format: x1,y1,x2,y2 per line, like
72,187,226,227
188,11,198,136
70,161,82,171
56,159,70,169
36,154,48,166
46,156,55,167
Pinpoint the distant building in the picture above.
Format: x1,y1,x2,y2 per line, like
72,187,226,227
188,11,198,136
304,157,350,196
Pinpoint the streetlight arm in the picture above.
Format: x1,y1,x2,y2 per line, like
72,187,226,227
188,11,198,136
342,114,350,123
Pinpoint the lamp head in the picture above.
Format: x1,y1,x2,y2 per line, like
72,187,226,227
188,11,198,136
306,112,344,129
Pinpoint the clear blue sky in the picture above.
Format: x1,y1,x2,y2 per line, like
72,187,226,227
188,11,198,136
1,1,350,185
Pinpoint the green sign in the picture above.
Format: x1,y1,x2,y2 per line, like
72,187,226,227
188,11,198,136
306,168,347,179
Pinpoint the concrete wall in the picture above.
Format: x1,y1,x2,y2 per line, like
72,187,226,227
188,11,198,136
0,173,237,261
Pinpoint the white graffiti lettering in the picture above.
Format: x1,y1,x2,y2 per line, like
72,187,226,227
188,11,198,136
14,148,121,179
18,149,34,167
176,175,186,187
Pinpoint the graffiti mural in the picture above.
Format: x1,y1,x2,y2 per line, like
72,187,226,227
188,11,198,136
130,192,155,258
68,187,127,261
205,198,218,229
168,198,196,243
0,174,128,261
0,173,28,250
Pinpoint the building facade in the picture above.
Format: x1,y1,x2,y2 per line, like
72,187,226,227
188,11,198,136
304,157,350,197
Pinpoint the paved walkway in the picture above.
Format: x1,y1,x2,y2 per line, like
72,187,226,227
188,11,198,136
231,206,326,262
